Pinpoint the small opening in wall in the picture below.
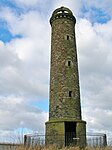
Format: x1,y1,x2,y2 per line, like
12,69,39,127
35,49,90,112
68,61,71,66
69,91,72,97
56,105,59,109
67,35,69,40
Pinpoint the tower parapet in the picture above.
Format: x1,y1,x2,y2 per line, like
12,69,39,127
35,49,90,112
50,7,76,25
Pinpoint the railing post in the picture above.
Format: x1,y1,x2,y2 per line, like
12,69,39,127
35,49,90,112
24,135,27,146
103,134,107,147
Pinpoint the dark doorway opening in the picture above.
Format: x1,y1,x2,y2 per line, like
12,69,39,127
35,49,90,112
65,122,76,146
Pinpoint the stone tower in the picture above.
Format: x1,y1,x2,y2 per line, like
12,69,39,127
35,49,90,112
45,7,86,147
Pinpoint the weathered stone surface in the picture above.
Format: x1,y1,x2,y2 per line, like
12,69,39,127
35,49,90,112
49,8,81,120
45,6,86,148
45,121,65,147
76,121,86,148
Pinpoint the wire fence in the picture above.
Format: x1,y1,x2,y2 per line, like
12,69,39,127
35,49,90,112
0,143,21,150
23,133,107,148
0,132,109,149
0,132,24,144
86,133,107,147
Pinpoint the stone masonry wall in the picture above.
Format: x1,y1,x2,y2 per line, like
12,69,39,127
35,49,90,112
49,16,81,120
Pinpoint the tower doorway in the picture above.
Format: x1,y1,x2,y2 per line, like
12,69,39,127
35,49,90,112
65,122,76,146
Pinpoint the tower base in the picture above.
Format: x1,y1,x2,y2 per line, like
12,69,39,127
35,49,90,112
45,119,86,148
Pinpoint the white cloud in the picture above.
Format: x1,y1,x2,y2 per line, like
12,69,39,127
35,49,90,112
84,0,112,13
13,0,39,7
52,0,82,16
76,18,112,77
76,18,112,137
12,0,53,16
80,0,112,23
0,4,50,134
0,7,50,99
12,0,52,9
0,95,48,142
0,96,48,131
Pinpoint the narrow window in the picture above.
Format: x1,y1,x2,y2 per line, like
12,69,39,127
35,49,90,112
69,91,72,97
68,61,71,66
67,35,69,40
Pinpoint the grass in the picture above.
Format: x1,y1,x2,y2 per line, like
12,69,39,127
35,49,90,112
17,146,112,150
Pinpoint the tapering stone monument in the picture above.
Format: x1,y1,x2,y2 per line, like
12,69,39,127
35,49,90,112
45,6,86,147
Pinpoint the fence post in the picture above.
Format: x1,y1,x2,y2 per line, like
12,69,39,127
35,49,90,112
24,135,31,148
103,134,107,147
24,135,27,146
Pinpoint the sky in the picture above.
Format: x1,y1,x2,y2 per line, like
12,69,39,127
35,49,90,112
0,0,112,143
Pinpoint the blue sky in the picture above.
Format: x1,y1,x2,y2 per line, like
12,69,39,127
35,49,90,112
0,1,111,43
81,6,110,24
0,0,112,142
